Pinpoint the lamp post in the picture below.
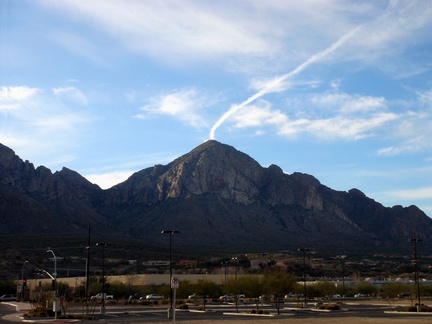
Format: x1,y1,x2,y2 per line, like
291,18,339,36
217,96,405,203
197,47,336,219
47,249,58,319
410,237,422,311
298,248,310,307
231,257,239,280
161,230,179,317
221,261,227,286
96,243,109,314
21,260,28,301
338,255,347,297
46,249,57,295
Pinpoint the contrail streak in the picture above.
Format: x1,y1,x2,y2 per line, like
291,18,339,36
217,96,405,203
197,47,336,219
209,27,359,140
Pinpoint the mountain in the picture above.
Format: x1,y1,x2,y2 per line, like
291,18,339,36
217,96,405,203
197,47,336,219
0,143,111,236
0,141,431,255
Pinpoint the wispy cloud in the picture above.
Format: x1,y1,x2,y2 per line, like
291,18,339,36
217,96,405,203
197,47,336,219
387,187,432,201
52,87,88,105
135,88,209,128
0,86,39,110
312,94,387,114
0,85,94,168
377,89,432,156
209,27,360,139
232,102,398,141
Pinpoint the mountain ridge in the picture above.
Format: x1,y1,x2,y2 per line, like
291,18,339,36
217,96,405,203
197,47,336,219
0,141,430,254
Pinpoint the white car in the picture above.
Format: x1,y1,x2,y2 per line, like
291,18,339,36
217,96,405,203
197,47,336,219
0,294,16,301
354,293,369,297
219,294,234,299
145,294,164,300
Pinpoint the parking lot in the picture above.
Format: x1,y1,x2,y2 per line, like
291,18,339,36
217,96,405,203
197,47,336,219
3,298,430,323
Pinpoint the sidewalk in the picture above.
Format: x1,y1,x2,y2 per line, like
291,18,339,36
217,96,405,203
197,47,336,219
2,302,32,323
2,302,79,323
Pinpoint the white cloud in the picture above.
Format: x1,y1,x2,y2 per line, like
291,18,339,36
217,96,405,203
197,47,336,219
39,0,271,60
0,84,95,169
385,187,432,200
52,87,88,105
377,90,432,156
85,170,134,189
228,90,398,141
302,113,398,140
312,94,387,114
136,89,209,128
338,1,432,76
0,86,39,110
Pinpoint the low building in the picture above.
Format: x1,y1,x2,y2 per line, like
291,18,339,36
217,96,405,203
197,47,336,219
179,260,198,269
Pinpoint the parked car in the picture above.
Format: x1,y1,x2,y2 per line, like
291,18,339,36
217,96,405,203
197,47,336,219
91,293,114,300
398,292,411,298
259,294,274,301
332,294,341,298
285,293,303,298
0,294,16,302
219,294,234,300
219,294,245,299
145,294,164,300
354,293,369,298
128,294,142,300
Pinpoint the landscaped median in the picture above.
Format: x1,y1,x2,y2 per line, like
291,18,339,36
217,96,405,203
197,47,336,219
222,309,295,318
310,303,348,312
385,304,432,315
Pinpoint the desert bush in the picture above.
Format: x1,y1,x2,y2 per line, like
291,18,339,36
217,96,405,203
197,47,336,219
325,304,340,310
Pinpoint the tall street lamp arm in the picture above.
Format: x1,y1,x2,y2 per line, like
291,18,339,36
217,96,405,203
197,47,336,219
47,249,57,300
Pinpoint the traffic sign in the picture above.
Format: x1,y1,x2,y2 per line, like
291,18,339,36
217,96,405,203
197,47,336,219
171,276,180,289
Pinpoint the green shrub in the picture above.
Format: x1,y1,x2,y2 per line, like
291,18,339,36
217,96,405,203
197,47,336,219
25,306,49,318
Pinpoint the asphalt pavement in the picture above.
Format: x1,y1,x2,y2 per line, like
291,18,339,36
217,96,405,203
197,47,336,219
1,299,432,323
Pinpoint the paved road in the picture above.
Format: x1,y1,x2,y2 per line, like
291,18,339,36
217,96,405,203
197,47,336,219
1,299,432,323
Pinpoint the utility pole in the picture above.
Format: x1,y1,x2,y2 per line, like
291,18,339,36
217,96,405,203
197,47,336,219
410,237,422,311
298,248,310,307
85,224,91,317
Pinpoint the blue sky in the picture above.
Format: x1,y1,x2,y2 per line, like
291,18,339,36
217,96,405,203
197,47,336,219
1,1,431,216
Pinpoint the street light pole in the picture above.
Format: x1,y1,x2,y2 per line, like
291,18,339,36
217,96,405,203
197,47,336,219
161,230,179,317
47,249,57,319
221,261,227,286
96,243,109,314
47,249,57,295
298,248,310,307
410,237,422,311
21,260,28,301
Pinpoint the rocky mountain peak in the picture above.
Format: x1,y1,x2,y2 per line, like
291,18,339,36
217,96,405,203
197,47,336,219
162,140,265,203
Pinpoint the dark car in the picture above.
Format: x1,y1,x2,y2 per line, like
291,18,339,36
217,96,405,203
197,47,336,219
128,294,142,300
398,292,411,298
